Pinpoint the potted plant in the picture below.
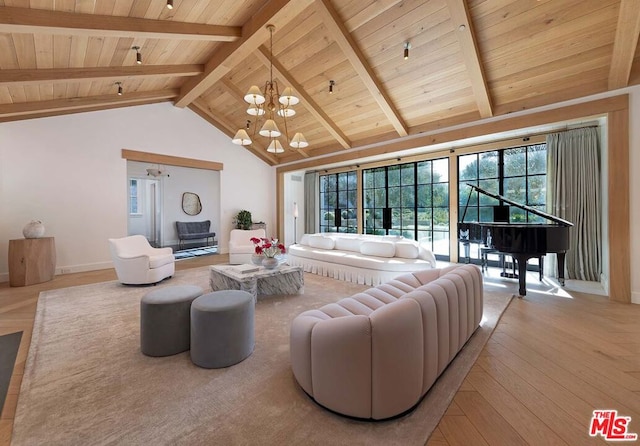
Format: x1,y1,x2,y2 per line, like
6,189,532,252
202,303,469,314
236,210,253,230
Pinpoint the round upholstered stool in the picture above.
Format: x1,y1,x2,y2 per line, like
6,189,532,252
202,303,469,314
140,285,204,357
190,290,255,369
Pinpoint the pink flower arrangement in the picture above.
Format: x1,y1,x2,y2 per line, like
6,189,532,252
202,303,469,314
250,237,286,258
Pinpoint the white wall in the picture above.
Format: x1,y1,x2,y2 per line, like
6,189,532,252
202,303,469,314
0,102,275,280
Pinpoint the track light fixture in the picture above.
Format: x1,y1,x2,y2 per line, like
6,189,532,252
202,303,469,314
404,42,411,60
329,80,335,94
166,0,173,9
132,46,142,64
115,81,123,96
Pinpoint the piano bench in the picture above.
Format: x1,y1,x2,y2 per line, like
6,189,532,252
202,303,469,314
481,250,545,282
480,247,498,273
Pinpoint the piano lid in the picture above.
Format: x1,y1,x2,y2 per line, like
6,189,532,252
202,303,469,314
463,183,573,227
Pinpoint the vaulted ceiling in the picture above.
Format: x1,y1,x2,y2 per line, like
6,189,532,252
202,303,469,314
1,0,639,166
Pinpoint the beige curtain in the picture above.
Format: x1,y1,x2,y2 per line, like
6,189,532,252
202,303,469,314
546,127,601,281
304,172,318,234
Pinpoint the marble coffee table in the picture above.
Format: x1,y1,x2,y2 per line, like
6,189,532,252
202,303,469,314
209,264,304,302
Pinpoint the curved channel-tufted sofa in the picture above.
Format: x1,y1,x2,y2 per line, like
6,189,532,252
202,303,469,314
289,264,483,420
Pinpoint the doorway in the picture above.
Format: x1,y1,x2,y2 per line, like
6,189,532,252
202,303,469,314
127,176,163,247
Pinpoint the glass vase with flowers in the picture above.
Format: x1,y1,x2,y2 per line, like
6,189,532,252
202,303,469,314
250,237,286,269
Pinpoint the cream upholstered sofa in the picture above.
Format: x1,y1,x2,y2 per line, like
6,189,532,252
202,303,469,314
287,233,437,285
108,235,175,285
228,228,266,264
290,264,483,420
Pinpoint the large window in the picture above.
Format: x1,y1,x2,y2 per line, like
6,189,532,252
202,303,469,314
362,158,449,257
458,143,547,262
319,171,357,233
459,144,546,224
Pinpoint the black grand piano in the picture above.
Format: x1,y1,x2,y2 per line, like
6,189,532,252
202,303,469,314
459,184,573,297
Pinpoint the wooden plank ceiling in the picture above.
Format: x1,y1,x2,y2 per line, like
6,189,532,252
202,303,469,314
1,0,639,166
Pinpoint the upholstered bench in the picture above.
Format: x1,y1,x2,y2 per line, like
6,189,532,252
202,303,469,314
190,290,255,369
140,285,204,357
289,264,483,420
175,220,216,249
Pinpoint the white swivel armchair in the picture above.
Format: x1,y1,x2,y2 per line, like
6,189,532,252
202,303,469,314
229,228,266,264
108,235,175,285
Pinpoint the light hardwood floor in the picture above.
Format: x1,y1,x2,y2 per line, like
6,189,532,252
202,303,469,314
1,258,639,446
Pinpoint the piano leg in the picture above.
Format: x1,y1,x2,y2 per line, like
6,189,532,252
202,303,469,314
557,252,566,286
513,254,530,298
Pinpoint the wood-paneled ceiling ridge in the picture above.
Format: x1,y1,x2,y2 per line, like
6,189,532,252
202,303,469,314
1,0,639,166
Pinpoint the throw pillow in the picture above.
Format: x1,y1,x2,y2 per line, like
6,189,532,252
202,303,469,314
308,235,335,250
360,240,395,258
394,241,419,259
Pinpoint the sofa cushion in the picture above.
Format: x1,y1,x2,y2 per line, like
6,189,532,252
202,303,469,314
394,241,419,259
149,253,175,269
308,235,335,250
360,240,395,258
299,234,311,246
334,237,362,253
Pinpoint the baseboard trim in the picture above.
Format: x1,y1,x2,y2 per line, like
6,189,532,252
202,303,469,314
0,261,114,284
55,261,113,276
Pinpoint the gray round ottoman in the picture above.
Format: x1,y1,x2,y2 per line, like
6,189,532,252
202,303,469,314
190,290,255,369
140,285,204,357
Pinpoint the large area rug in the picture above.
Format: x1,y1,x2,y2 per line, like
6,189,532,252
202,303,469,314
12,267,512,446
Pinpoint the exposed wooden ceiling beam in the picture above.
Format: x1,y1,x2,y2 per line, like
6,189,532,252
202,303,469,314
219,78,310,159
174,0,314,108
255,46,351,151
122,149,223,171
0,99,171,123
0,65,203,86
608,0,640,90
446,0,493,118
189,99,279,166
315,0,408,137
0,6,241,41
0,89,178,119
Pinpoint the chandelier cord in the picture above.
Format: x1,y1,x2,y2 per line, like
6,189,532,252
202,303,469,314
269,26,274,95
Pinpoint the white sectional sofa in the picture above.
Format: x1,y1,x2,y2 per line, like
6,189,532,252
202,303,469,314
290,264,483,420
288,233,437,286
